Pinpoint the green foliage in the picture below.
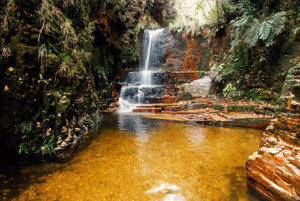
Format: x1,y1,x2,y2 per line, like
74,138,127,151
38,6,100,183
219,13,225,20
177,92,194,101
227,105,256,112
210,0,297,103
21,123,33,134
212,104,225,110
19,134,57,155
281,64,300,100
222,83,237,98
0,0,100,156
42,135,57,154
244,19,260,47
259,21,271,40
1,46,11,58
231,11,286,51
235,0,256,15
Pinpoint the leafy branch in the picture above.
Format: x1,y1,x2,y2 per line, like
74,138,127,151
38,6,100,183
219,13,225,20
231,11,286,51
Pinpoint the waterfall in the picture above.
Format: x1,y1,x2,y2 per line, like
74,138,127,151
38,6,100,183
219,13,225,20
118,29,165,113
142,29,164,71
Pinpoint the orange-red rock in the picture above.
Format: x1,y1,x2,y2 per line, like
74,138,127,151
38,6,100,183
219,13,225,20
246,67,300,201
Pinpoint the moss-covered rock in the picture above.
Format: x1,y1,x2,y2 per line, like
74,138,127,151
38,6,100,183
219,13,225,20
227,105,256,112
176,91,194,101
0,0,174,159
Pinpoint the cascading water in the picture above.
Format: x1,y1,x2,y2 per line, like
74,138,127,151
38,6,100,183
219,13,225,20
118,29,166,113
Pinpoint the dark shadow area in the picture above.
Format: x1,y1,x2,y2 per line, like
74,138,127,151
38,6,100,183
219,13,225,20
0,118,106,200
0,161,64,200
215,27,227,38
247,182,273,201
225,167,264,201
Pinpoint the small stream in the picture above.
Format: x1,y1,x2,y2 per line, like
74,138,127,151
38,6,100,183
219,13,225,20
1,114,263,201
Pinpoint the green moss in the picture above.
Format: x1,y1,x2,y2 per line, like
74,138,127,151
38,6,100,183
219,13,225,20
176,92,194,101
197,51,211,71
227,105,256,112
212,104,225,110
1,0,171,157
255,107,279,116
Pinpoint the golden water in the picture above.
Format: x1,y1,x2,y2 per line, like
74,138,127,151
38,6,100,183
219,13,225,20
1,114,263,201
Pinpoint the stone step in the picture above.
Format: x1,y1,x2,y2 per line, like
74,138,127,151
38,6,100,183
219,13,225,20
136,105,163,108
163,92,178,96
164,106,182,111
137,103,177,108
133,107,162,113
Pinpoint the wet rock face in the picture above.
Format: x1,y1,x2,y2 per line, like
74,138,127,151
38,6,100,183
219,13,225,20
139,29,170,70
165,26,231,72
121,86,165,104
126,71,169,86
246,65,300,201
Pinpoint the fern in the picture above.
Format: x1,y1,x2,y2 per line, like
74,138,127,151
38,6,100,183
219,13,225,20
230,15,250,50
230,11,286,51
269,12,286,35
232,15,249,28
264,12,286,47
259,21,271,40
259,12,286,42
245,19,260,47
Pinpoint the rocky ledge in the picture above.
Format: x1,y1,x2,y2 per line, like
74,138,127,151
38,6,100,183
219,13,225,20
246,114,300,200
246,65,300,201
108,97,279,129
53,111,103,161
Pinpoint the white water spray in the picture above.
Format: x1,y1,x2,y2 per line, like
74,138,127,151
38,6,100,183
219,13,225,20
118,29,164,113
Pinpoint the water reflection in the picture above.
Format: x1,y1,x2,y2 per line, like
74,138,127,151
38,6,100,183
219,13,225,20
146,183,186,201
118,114,161,136
184,127,206,153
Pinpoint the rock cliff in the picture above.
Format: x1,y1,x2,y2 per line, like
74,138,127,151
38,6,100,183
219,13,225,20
0,0,174,160
246,64,300,200
165,26,231,72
